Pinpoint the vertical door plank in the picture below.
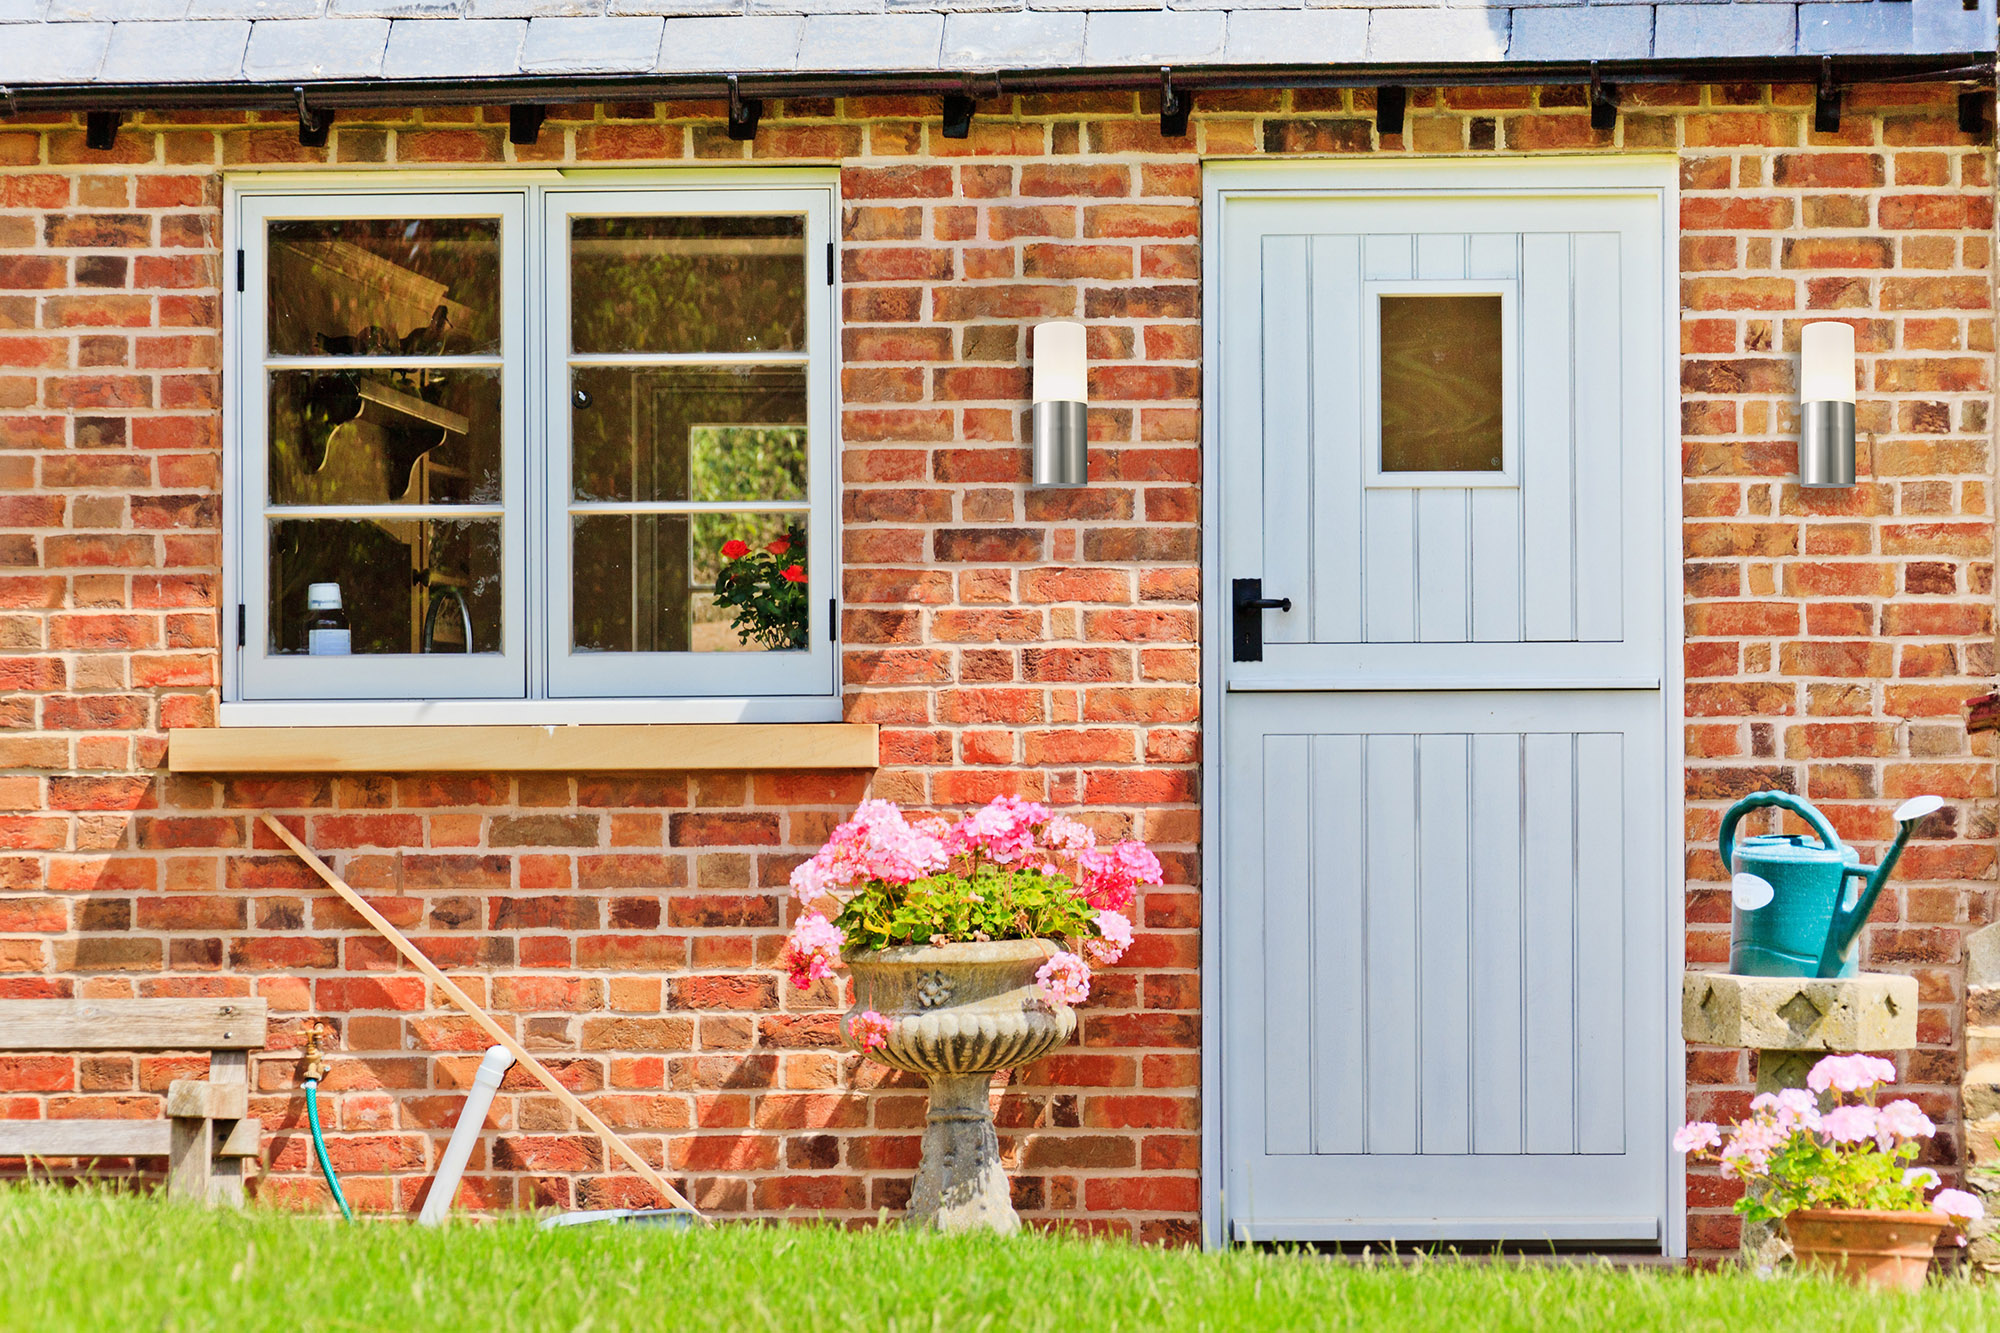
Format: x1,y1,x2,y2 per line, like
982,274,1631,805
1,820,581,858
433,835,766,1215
1262,733,1314,1155
1364,492,1418,643
1416,489,1472,642
1311,235,1365,644
1522,732,1577,1154
1571,232,1624,643
1574,731,1627,1154
1417,733,1472,1154
1467,233,1519,280
1469,732,1526,1154
1311,733,1369,1154
1364,233,1414,281
1520,233,1576,642
1470,489,1523,642
1221,205,1274,582
1260,235,1313,647
1416,232,1468,281
1364,734,1421,1154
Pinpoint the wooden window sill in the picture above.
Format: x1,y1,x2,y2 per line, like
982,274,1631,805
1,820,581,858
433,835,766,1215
166,723,879,774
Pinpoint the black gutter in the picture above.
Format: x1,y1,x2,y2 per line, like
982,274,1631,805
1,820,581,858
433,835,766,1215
0,54,1990,118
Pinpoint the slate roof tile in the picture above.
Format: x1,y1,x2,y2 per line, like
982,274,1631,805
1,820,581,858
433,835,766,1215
381,14,527,74
1083,9,1225,61
1367,8,1507,59
1508,5,1651,58
1654,3,1798,58
187,0,326,17
1798,0,1912,52
0,17,105,77
1911,0,1991,50
943,9,1083,63
1224,9,1365,62
242,15,391,76
796,11,942,66
655,12,802,66
519,13,664,68
99,18,252,81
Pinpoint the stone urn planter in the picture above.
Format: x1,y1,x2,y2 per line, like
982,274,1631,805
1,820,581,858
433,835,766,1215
1785,1209,1950,1291
838,938,1076,1233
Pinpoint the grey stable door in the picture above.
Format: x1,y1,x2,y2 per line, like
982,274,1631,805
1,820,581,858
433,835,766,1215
1216,177,1670,1245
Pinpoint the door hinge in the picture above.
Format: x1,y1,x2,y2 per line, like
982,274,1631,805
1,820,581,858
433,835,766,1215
828,596,838,643
826,241,835,286
235,604,246,649
236,250,244,293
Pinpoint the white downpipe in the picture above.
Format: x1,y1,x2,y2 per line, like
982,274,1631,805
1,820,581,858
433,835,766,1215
418,1044,515,1226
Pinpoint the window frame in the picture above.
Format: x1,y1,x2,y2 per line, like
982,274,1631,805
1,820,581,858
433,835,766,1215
220,170,842,727
1361,278,1520,490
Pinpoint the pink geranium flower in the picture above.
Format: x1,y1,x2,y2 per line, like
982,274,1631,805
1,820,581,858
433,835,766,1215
945,795,1052,865
850,1009,892,1053
1820,1104,1880,1145
1084,909,1132,965
1035,950,1092,1006
789,798,948,902
1875,1099,1935,1148
779,912,845,991
1673,1121,1721,1154
1934,1188,1984,1223
1807,1053,1897,1095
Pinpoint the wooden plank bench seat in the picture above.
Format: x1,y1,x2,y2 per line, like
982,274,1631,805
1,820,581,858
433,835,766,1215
0,998,267,1205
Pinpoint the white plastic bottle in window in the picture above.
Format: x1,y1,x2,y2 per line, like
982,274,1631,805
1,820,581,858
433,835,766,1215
306,583,351,655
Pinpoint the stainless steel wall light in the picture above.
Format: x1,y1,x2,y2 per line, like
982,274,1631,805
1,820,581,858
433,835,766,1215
1031,320,1088,487
1798,320,1857,488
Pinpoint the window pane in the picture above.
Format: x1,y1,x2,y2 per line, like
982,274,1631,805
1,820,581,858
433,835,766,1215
268,368,502,506
569,216,805,355
268,219,500,358
572,514,807,654
268,517,502,655
571,366,805,504
1379,294,1505,473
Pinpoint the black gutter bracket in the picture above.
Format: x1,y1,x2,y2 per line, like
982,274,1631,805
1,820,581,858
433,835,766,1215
1815,57,1843,133
941,90,976,139
1376,84,1406,137
1160,67,1191,137
295,85,333,148
1959,87,1992,136
509,103,546,146
84,109,119,151
1588,62,1617,131
726,74,761,141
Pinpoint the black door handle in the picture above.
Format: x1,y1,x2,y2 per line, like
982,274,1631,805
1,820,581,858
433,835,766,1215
1232,577,1292,662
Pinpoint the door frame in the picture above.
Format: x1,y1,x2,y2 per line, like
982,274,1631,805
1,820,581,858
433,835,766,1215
1197,157,1686,1254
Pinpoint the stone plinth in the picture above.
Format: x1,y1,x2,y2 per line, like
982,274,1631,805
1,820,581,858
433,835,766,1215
1683,970,1920,1268
1683,971,1918,1091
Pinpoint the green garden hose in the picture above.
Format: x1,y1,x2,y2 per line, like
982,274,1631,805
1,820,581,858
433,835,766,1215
303,1077,353,1224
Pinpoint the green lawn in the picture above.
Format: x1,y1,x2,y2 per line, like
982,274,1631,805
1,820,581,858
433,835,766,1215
3,1185,1997,1332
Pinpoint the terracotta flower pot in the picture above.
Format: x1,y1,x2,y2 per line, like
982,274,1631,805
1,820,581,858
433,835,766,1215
839,939,1076,1234
1784,1208,1950,1291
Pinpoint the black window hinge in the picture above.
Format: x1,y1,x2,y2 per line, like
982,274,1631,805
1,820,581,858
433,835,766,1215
828,596,837,643
235,604,245,648
236,250,244,293
826,241,834,286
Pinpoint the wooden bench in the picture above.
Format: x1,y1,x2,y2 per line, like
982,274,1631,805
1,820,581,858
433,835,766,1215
0,998,267,1205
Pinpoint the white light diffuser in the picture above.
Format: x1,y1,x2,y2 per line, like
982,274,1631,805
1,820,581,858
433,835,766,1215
1032,321,1088,404
1800,321,1857,403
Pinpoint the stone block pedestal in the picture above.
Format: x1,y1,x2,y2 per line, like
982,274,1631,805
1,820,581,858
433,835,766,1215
1682,970,1920,1265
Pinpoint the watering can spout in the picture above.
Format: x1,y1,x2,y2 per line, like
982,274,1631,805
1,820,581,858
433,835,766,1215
1813,794,1944,978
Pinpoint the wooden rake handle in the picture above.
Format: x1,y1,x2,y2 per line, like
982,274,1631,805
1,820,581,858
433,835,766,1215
259,813,702,1219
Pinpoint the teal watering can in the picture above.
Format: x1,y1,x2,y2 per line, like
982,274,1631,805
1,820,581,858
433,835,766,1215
1722,791,1943,979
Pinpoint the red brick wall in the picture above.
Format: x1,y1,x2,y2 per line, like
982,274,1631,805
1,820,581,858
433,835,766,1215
0,83,1990,1254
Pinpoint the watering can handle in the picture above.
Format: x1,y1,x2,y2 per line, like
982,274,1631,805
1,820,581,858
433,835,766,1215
1717,791,1844,872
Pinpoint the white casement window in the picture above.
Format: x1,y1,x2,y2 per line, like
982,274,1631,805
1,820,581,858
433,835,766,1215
224,174,838,724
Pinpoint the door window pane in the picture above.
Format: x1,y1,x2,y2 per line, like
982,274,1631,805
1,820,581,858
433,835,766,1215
569,216,806,354
268,368,502,506
268,219,500,357
572,515,808,654
268,517,502,655
570,366,805,505
1379,294,1505,473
